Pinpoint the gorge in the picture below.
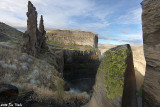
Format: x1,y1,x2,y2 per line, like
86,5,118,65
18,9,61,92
1,0,160,107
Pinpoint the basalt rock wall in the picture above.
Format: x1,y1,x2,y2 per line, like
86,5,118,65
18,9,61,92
63,49,100,81
46,30,98,48
142,0,160,106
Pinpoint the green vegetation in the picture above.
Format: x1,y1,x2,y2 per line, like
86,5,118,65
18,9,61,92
97,46,130,99
47,39,97,51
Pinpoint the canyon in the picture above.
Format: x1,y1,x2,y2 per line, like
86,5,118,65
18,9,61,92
0,0,160,107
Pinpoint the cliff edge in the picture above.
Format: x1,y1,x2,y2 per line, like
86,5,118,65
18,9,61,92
46,30,98,48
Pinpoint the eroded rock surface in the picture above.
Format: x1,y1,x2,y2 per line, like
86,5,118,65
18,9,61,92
142,0,160,106
23,1,48,56
84,45,137,107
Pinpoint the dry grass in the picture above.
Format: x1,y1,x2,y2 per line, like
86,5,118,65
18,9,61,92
53,79,64,103
34,86,54,100
64,92,90,105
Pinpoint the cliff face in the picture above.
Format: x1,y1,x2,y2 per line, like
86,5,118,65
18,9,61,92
46,30,98,48
63,49,100,81
84,45,137,107
142,0,160,106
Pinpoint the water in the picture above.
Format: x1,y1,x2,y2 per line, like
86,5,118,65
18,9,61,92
68,78,95,93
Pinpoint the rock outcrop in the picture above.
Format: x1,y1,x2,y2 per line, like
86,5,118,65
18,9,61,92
23,1,48,56
84,45,137,107
37,15,48,51
46,30,98,48
141,0,160,106
0,84,18,103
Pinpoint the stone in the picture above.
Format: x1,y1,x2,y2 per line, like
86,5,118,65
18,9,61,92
32,69,39,79
22,1,48,56
141,0,160,106
46,30,98,48
27,58,33,63
0,84,18,103
37,15,48,51
23,1,38,56
20,62,29,71
8,64,17,71
19,54,28,61
84,45,137,107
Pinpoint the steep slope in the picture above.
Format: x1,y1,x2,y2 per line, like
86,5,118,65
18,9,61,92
0,22,22,42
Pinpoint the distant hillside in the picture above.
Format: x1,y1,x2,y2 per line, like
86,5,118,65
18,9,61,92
0,22,23,42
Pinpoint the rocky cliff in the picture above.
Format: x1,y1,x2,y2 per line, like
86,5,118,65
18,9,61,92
46,30,98,48
84,45,137,107
23,1,48,56
142,0,160,106
63,49,100,81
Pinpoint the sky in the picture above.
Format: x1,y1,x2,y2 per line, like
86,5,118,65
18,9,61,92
0,0,143,45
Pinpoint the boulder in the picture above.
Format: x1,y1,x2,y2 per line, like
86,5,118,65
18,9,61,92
141,0,160,106
0,84,18,103
84,44,137,107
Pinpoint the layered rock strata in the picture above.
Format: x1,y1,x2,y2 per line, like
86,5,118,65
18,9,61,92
141,0,160,106
46,30,98,48
63,49,100,81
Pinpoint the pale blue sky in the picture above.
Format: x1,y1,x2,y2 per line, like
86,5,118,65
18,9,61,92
0,0,143,45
